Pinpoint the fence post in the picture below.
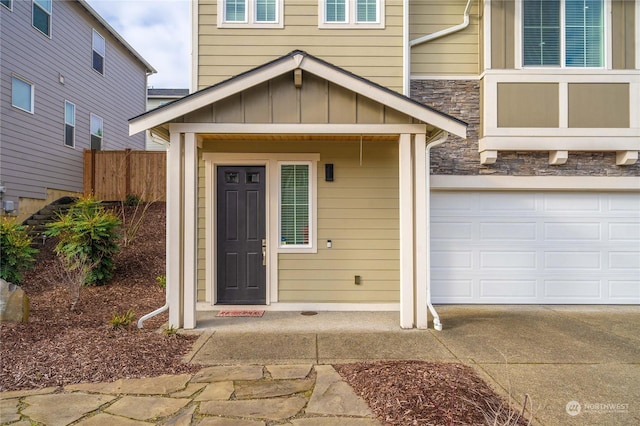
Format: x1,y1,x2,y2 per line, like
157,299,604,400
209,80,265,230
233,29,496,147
125,148,132,197
90,149,96,196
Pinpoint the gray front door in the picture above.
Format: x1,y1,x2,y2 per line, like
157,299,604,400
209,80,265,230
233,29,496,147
216,166,266,304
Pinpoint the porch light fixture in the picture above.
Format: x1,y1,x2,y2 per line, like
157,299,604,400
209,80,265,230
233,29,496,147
325,163,334,181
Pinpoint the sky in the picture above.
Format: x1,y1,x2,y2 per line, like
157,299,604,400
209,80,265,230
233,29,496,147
85,0,191,89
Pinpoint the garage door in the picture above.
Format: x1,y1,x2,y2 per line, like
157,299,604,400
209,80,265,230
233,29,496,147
431,192,640,304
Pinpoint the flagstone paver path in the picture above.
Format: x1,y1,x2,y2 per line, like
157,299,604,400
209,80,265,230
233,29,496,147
0,365,381,425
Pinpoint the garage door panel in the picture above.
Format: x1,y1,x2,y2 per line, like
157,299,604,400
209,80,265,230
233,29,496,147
431,191,640,305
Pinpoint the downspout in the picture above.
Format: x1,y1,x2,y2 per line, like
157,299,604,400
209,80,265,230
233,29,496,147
137,296,168,328
410,0,473,47
403,0,410,95
426,131,449,331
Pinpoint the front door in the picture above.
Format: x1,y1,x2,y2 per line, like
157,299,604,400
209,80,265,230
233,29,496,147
216,166,266,304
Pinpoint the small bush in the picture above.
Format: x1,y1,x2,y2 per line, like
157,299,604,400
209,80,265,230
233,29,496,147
110,309,135,329
164,325,178,336
156,275,166,288
124,193,141,206
45,196,120,286
0,218,38,284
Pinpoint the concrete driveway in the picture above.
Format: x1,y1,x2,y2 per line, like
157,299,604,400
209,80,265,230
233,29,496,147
191,305,640,425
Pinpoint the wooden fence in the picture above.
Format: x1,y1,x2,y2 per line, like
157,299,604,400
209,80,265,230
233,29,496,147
84,149,166,201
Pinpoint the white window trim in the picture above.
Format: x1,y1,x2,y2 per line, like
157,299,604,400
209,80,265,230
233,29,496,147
11,75,34,114
92,29,105,75
515,0,611,70
278,161,315,252
217,0,284,28
1,0,12,11
32,0,52,38
64,100,75,148
90,113,103,148
319,0,385,29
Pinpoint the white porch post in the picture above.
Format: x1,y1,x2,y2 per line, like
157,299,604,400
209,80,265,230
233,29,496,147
183,133,198,329
399,133,415,328
167,131,183,329
414,133,428,329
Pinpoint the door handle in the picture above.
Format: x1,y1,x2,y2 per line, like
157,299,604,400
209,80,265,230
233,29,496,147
262,239,267,266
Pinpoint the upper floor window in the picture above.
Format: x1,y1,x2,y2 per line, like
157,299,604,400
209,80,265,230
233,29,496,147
92,30,105,74
64,101,75,148
12,75,34,113
218,0,282,28
90,114,103,150
32,0,52,37
320,0,384,28
523,0,604,67
1,0,12,11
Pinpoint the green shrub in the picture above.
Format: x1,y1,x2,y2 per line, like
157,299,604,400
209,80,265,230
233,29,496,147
0,218,38,284
156,275,166,288
124,193,141,206
45,197,121,286
110,309,135,329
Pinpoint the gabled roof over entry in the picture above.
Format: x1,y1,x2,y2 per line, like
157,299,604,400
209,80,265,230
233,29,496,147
129,50,467,138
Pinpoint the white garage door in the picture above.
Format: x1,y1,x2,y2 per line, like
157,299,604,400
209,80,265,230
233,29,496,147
431,192,640,304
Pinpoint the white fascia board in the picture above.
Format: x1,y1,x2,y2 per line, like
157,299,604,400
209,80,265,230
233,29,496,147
300,58,467,138
169,123,428,135
431,175,640,192
479,136,640,151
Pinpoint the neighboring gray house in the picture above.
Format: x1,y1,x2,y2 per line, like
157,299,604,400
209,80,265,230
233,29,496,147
146,88,188,151
0,0,155,221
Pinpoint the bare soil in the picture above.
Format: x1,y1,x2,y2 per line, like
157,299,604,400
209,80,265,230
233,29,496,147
1,202,529,425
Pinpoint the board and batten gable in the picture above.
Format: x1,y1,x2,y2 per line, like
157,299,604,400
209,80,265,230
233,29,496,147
0,0,148,214
409,0,480,76
195,0,404,92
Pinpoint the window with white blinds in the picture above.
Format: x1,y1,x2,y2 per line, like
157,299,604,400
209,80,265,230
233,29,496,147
326,0,346,22
280,163,310,247
221,0,280,26
320,0,383,27
356,0,377,22
523,0,604,67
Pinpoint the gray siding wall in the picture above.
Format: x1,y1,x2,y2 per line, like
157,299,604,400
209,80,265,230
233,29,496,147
0,0,147,203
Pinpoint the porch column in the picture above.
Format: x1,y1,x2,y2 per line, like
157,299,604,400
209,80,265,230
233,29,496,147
167,131,183,328
183,133,198,329
399,133,415,328
414,133,428,329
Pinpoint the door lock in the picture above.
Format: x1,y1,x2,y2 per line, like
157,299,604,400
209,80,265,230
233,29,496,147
262,239,267,266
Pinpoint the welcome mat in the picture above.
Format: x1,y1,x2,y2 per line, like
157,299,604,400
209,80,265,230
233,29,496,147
216,310,265,317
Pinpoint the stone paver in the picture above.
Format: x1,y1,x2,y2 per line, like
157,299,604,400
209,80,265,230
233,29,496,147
105,395,190,421
21,393,116,426
266,364,313,379
290,418,380,426
75,413,150,426
234,378,314,399
0,398,21,423
66,374,192,395
306,365,375,418
194,381,235,401
199,396,307,421
192,365,264,382
171,382,207,398
197,418,265,426
0,386,58,400
164,405,197,426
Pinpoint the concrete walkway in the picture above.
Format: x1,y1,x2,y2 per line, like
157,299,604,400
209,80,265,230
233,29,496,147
2,306,639,425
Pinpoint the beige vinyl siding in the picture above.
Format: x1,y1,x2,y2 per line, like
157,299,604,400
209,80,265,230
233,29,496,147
497,83,559,128
409,0,480,75
197,1,404,92
568,83,630,128
490,0,515,69
612,0,636,70
201,139,400,304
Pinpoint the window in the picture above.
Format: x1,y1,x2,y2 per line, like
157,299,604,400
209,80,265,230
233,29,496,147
92,30,105,74
280,163,311,247
64,101,75,148
523,0,604,67
32,0,51,37
1,0,12,11
11,76,34,113
320,0,383,27
90,114,103,150
219,0,282,27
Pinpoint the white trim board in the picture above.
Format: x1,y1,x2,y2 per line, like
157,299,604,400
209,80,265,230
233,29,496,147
431,175,640,192
196,302,399,312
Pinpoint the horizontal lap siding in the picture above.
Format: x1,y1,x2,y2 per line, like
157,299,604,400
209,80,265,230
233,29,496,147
410,0,480,75
279,141,400,303
0,1,146,202
197,1,404,92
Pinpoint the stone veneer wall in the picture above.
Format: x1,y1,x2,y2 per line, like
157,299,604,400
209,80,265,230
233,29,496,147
411,80,640,176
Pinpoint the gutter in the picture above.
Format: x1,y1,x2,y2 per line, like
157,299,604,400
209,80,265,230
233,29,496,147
410,0,473,47
425,131,449,331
